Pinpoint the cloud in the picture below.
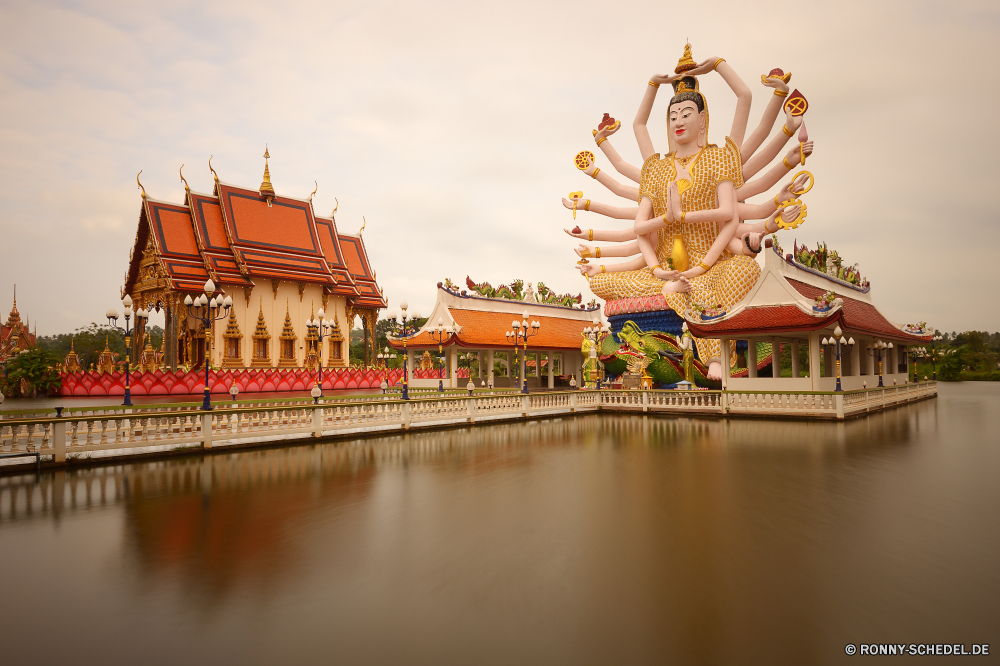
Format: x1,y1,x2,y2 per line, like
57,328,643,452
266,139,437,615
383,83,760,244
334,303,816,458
1,0,998,334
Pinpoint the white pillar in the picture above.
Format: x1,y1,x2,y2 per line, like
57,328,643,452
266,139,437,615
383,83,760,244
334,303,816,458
547,351,554,389
449,346,458,388
721,337,731,389
824,344,833,378
747,339,758,378
487,349,495,384
808,332,822,391
791,340,800,378
771,337,780,379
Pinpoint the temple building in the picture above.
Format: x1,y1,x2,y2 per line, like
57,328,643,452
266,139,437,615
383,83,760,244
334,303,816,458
687,241,935,390
1,288,36,365
124,151,386,371
388,280,600,389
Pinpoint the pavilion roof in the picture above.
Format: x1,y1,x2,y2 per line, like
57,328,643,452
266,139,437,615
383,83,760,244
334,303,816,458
685,246,934,344
389,308,589,351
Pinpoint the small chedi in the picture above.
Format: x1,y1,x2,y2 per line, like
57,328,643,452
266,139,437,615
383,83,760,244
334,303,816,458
562,44,934,389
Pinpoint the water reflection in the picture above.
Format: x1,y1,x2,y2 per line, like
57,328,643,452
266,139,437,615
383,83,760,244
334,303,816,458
1,384,997,666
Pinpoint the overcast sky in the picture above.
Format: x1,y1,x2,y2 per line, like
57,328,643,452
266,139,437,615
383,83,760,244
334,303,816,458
2,0,998,336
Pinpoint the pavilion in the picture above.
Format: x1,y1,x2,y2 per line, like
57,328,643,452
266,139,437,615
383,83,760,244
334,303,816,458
124,151,386,372
1,288,36,365
687,241,935,390
387,281,601,389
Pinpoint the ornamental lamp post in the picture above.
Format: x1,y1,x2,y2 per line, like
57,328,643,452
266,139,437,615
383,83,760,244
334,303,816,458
107,293,149,407
184,279,232,410
930,335,943,380
428,318,455,392
821,325,854,392
582,319,609,389
868,339,888,388
385,301,420,400
306,308,338,398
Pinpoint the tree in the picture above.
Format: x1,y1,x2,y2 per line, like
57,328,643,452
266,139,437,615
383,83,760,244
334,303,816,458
5,347,62,398
938,347,966,381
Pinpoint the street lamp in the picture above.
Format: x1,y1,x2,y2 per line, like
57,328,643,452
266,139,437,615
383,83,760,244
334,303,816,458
909,346,926,384
929,335,943,381
385,301,421,400
582,318,610,389
428,317,455,392
305,308,338,399
184,279,232,410
821,325,854,392
505,310,540,394
867,339,890,388
107,294,149,407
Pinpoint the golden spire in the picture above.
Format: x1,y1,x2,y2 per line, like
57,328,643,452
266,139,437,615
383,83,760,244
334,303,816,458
331,197,339,218
253,298,270,338
259,145,275,202
179,164,190,194
280,298,296,338
358,216,366,236
309,181,318,202
675,43,697,75
137,170,147,199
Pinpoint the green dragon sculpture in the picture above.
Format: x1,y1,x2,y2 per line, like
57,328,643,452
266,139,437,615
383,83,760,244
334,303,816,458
535,282,582,307
592,321,774,388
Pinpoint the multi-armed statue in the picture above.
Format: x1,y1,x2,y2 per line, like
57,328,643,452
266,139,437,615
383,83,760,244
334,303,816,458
565,44,815,382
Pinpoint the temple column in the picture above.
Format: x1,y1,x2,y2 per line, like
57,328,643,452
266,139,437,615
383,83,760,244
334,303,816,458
487,349,495,385
807,332,822,390
823,344,833,378
449,346,458,389
721,338,731,390
790,340,800,378
165,304,177,371
747,339,758,379
547,352,554,389
771,337,780,379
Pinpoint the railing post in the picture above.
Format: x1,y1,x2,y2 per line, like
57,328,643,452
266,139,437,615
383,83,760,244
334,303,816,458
467,396,475,423
521,394,530,417
835,393,844,420
402,401,411,430
312,406,322,437
53,420,66,463
721,391,728,414
570,391,577,412
202,412,213,450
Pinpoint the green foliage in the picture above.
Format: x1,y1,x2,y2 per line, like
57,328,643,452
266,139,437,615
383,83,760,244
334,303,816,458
5,347,61,397
36,322,129,371
938,347,966,381
959,370,1000,381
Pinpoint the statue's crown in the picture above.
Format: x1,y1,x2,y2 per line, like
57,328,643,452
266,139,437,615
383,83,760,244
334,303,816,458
674,43,697,75
673,77,699,94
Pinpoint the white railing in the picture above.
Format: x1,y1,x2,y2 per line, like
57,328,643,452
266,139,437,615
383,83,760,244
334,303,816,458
0,384,936,467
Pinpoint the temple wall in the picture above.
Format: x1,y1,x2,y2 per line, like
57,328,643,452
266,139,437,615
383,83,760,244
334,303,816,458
213,281,348,368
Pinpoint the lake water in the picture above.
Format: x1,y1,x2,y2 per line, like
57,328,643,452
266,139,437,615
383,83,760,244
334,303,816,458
1,383,997,665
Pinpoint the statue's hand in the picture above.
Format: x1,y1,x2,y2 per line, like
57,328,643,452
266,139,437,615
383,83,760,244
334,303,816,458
775,172,808,204
564,227,587,239
684,58,723,77
574,244,592,259
594,123,621,141
761,76,789,95
669,182,683,222
787,140,814,165
578,263,601,278
650,72,681,86
653,266,680,280
741,231,764,253
562,197,583,211
780,205,801,226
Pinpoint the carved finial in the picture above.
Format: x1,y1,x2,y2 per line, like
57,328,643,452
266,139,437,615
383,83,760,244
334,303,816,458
137,170,147,199
209,155,219,185
331,197,339,218
179,164,190,194
309,180,318,202
259,145,275,202
358,216,367,236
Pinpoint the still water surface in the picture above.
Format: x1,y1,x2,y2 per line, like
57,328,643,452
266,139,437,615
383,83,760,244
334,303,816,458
1,383,997,665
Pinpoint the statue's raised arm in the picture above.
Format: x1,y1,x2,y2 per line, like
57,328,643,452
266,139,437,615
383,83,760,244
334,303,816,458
676,47,753,148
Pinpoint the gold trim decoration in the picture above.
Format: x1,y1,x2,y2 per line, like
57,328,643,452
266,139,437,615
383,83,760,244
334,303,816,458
250,299,272,368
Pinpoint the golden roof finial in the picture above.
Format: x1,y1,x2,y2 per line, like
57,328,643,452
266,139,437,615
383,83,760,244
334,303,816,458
309,181,318,202
260,145,276,202
179,164,190,194
331,197,339,218
675,42,697,75
209,155,219,185
358,216,367,236
137,170,147,199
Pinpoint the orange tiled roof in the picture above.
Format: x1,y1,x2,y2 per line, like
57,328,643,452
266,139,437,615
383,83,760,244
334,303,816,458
124,174,385,309
389,308,588,351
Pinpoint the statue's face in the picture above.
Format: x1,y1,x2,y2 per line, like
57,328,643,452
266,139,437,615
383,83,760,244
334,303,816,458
668,100,703,146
